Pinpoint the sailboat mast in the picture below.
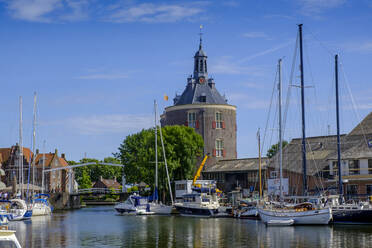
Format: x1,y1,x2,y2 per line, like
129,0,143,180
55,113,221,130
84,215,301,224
278,58,283,201
335,54,343,196
32,92,37,197
42,140,46,194
19,96,24,198
258,129,262,199
298,24,308,195
154,100,158,203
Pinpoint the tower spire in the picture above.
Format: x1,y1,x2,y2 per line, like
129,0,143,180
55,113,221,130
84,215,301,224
199,24,203,49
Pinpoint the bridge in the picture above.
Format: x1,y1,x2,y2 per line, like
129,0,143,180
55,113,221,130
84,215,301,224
71,188,123,195
43,162,126,195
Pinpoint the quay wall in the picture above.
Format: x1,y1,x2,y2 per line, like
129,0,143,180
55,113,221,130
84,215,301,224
50,193,81,210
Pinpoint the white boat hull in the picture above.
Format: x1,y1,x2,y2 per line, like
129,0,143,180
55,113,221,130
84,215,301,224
149,203,172,215
32,203,52,216
258,207,332,225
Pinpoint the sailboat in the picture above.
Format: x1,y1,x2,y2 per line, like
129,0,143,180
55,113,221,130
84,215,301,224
327,55,372,224
258,25,332,225
146,100,173,215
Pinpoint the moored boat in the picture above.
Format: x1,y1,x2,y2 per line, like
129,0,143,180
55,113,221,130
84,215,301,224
174,192,219,217
32,194,52,216
114,194,150,215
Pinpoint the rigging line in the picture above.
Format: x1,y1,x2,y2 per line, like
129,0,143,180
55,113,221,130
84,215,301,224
340,61,369,145
283,31,299,139
305,139,324,192
306,26,335,58
261,66,279,155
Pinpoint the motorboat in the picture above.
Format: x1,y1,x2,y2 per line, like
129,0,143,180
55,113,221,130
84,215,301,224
325,195,372,224
234,200,259,219
0,199,32,221
174,192,220,217
0,212,22,248
32,194,52,216
114,194,150,215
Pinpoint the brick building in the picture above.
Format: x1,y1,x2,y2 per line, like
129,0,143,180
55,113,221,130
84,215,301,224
161,36,237,168
0,146,71,193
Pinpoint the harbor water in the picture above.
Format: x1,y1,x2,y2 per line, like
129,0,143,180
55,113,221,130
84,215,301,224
8,205,372,248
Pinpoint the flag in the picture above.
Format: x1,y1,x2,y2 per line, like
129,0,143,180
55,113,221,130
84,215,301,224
164,94,169,101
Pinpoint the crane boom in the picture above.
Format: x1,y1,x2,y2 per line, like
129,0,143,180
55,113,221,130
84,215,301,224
192,155,208,186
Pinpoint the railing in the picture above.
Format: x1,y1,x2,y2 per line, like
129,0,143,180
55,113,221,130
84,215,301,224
73,188,122,194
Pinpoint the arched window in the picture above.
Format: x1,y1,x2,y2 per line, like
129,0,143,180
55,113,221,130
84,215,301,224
204,60,207,72
194,59,198,72
200,60,203,72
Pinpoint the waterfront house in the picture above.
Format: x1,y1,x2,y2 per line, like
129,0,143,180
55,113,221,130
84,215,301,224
93,176,121,190
203,158,268,194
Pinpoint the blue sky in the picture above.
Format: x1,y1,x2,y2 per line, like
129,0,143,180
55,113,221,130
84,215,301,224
0,0,371,161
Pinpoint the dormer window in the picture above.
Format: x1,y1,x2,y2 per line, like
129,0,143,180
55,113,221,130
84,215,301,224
200,94,206,102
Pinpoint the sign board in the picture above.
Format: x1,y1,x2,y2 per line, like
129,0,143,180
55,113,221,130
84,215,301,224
268,178,289,195
368,139,372,148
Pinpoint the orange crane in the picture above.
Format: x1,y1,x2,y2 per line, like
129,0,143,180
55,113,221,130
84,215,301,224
192,155,221,193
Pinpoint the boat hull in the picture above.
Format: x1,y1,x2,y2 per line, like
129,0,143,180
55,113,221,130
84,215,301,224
258,207,332,225
175,205,218,217
32,204,52,216
149,203,172,215
332,209,372,224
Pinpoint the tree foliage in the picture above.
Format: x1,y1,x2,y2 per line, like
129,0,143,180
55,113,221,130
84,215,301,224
71,157,122,189
266,141,288,158
116,125,204,200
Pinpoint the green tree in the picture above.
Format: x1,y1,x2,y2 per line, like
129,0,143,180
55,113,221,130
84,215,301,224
266,141,288,158
116,125,204,201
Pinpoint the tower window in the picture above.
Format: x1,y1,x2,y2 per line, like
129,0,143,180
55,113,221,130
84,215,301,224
205,60,207,72
187,112,196,128
215,112,223,129
200,60,203,72
215,139,224,157
200,93,206,102
194,59,198,72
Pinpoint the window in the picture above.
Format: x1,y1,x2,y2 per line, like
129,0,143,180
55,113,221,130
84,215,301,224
215,112,223,129
346,184,358,195
367,185,372,195
176,184,186,190
369,159,372,174
349,160,360,175
200,60,203,71
200,94,206,102
187,112,196,128
204,61,207,72
215,139,224,157
332,161,339,176
270,171,278,179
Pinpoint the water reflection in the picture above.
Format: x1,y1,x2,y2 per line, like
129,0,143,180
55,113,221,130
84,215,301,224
7,206,372,248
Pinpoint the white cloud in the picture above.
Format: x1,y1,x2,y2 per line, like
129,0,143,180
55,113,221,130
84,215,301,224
76,73,129,80
210,57,264,75
242,32,269,39
298,0,346,15
59,114,153,135
342,41,372,53
5,0,62,22
238,40,294,64
108,3,204,23
4,1,206,23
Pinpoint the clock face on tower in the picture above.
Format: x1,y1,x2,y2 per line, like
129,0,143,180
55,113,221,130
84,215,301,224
199,77,205,84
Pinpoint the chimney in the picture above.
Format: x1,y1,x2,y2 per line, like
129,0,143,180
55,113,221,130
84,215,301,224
55,149,58,156
61,153,65,159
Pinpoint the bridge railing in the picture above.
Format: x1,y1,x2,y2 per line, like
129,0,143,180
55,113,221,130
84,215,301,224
73,188,122,194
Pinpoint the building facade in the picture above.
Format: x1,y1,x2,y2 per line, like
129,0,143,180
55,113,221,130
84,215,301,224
161,37,237,168
0,146,71,193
